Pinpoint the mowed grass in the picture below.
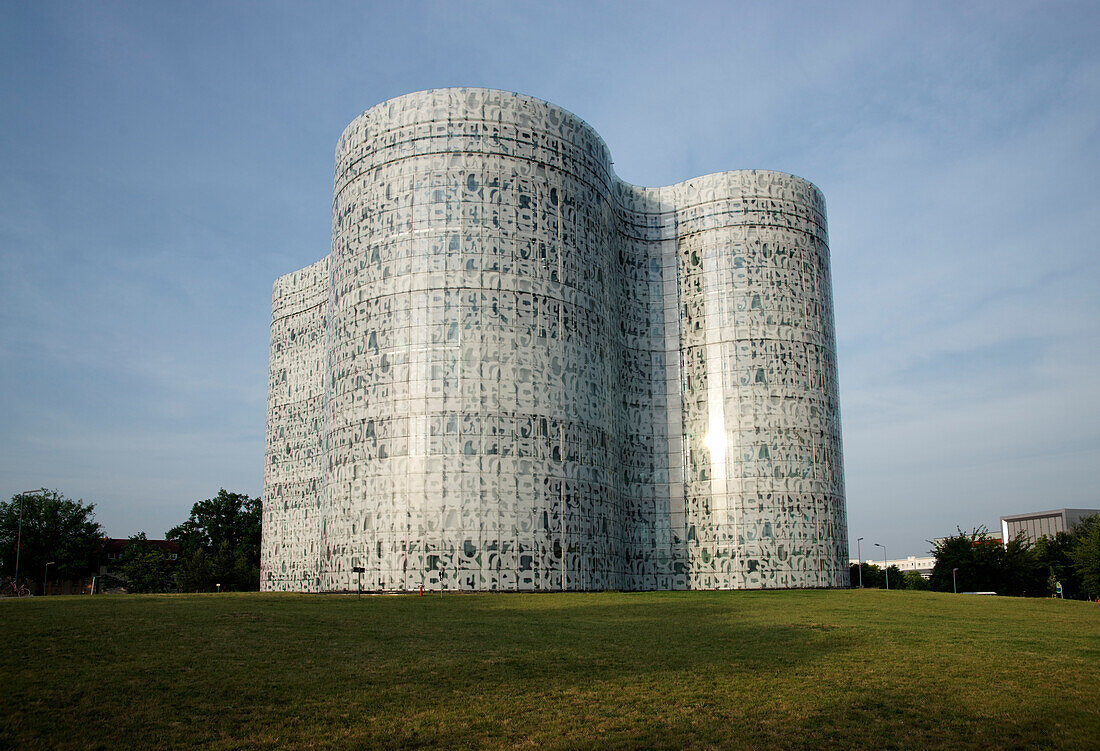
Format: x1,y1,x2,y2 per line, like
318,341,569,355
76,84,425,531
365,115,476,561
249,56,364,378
1,590,1097,750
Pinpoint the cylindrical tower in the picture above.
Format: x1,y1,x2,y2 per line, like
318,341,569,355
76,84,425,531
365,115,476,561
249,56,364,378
669,171,847,588
319,89,625,591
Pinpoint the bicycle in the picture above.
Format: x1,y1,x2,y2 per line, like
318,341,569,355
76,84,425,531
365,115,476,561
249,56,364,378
3,580,31,597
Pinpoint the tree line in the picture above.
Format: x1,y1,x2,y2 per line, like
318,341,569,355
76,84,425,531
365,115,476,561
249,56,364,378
927,518,1100,598
848,562,930,590
7,488,1098,598
849,515,1100,598
0,488,260,594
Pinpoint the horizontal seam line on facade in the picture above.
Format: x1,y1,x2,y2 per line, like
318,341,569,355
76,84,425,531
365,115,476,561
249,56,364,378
336,117,614,165
620,219,828,245
336,148,823,228
272,300,326,324
333,144,614,208
335,117,824,218
335,163,825,235
334,123,617,189
334,147,824,234
335,214,827,245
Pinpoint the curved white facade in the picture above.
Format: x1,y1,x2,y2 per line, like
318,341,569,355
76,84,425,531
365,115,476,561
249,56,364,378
262,89,847,592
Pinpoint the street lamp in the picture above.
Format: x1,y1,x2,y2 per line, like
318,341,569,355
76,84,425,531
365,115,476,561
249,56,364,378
352,566,365,600
43,561,55,596
874,543,888,590
856,537,864,588
953,567,959,594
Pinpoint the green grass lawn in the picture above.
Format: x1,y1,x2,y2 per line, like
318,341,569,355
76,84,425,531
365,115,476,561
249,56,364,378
1,590,1097,750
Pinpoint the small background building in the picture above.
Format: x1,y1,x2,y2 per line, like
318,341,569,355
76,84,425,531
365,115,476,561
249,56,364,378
99,537,180,569
849,556,936,578
42,537,181,595
1000,509,1100,545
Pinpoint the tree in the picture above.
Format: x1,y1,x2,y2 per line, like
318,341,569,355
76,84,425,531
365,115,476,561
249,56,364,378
899,570,930,590
0,489,103,591
1033,531,1080,598
999,532,1044,597
930,527,1046,596
1070,514,1100,599
116,533,175,593
167,490,261,592
174,543,257,593
929,527,1004,593
849,562,893,589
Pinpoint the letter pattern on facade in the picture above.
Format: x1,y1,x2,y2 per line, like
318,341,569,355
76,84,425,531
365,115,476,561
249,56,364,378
262,88,847,591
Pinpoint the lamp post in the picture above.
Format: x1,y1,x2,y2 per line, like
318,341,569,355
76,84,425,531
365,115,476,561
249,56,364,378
43,561,55,596
856,537,864,588
953,567,959,594
352,566,365,600
875,543,888,590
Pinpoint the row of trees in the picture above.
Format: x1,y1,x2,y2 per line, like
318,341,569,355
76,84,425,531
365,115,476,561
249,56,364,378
0,488,261,594
928,517,1100,598
0,489,104,589
850,516,1100,598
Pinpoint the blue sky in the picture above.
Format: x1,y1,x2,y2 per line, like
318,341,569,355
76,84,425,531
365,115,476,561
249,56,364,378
1,1,1097,558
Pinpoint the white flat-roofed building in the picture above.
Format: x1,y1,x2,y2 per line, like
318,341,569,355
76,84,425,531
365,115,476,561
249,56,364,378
849,556,935,578
1000,509,1099,545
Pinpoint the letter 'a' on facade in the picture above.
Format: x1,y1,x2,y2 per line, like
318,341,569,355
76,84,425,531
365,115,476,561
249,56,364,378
261,88,848,592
